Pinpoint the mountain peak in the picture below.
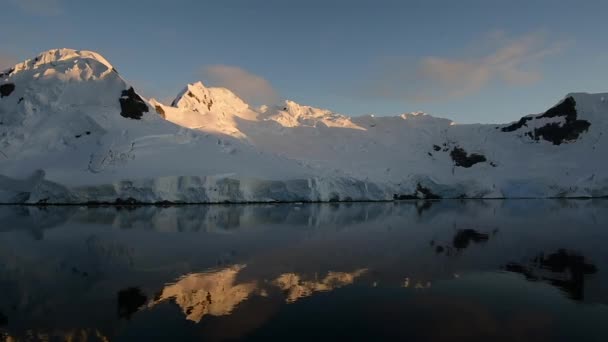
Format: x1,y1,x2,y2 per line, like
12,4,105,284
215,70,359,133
170,81,250,115
5,49,114,77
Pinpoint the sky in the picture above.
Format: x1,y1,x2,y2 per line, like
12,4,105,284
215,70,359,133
1,0,608,124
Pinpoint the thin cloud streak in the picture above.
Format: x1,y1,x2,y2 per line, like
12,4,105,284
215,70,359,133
364,31,567,103
202,65,279,106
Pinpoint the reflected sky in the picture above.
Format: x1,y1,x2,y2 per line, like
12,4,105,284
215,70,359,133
1,200,607,341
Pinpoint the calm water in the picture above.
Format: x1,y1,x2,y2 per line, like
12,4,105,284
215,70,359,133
1,200,607,341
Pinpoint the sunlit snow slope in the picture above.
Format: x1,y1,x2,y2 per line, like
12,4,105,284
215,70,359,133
1,49,607,203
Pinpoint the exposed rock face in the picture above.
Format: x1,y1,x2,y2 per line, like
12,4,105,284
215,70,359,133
0,83,15,98
502,97,591,145
450,147,487,168
119,87,149,120
154,105,165,118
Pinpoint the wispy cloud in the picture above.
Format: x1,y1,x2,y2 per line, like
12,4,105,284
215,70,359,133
202,65,279,105
8,0,64,16
365,31,567,102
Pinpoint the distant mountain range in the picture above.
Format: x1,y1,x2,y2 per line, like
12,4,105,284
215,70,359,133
1,49,607,203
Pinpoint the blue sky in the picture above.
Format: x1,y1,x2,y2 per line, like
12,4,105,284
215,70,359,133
1,0,607,123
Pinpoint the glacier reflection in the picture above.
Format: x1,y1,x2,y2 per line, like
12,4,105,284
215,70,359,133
0,200,607,341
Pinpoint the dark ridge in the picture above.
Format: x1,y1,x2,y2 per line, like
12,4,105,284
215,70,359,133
501,96,591,144
207,98,213,111
538,96,577,120
117,287,147,320
17,97,24,104
0,67,14,77
112,67,118,74
533,97,590,145
504,249,597,301
452,229,489,249
0,83,15,98
501,116,534,132
432,145,441,151
501,97,577,133
450,147,487,168
119,87,149,120
154,105,165,118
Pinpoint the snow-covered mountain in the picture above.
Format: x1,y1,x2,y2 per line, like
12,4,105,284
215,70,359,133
1,48,607,203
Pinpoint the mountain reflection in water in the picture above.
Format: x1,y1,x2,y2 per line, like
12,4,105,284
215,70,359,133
0,200,607,341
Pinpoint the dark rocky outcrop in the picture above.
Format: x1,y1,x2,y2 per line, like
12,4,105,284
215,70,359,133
154,105,165,118
393,183,442,200
450,147,487,168
119,87,149,120
117,287,147,320
187,91,200,103
0,68,13,78
538,96,577,120
501,116,534,132
533,96,591,145
0,83,15,98
533,120,591,145
501,97,591,145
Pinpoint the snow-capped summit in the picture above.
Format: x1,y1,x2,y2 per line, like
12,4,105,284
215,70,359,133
0,48,152,123
7,48,114,78
2,48,608,203
0,49,320,203
153,81,258,138
260,100,364,129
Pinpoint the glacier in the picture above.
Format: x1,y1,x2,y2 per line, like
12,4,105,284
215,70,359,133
1,48,607,204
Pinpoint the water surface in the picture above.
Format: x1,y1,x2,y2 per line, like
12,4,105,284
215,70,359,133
1,200,607,341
